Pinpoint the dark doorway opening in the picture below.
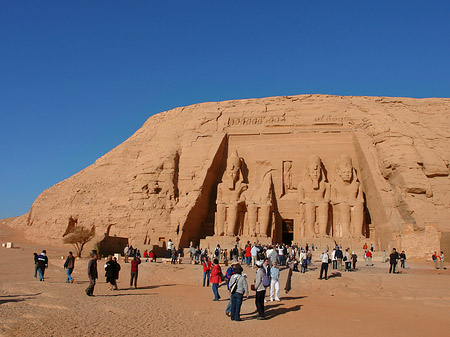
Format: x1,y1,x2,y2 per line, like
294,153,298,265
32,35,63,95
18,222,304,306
282,219,294,245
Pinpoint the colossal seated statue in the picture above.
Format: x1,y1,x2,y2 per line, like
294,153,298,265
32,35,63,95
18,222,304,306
215,151,247,237
331,155,364,238
298,155,330,238
246,170,273,237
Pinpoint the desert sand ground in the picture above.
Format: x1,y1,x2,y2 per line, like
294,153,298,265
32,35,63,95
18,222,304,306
1,224,449,337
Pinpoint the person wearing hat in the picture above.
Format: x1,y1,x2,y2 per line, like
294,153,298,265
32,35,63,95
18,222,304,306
85,250,98,296
254,259,270,319
224,260,239,316
229,264,248,321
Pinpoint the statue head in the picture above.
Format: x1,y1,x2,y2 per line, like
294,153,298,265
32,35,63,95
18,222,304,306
225,151,242,189
306,155,322,189
337,155,353,183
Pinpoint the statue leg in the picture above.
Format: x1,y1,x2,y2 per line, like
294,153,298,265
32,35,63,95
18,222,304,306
338,203,351,238
351,201,364,238
317,203,329,237
305,203,316,237
247,203,257,237
226,203,238,236
216,204,226,236
258,205,271,237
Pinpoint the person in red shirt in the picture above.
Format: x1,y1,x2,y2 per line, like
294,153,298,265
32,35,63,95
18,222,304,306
210,258,222,301
148,250,156,262
130,256,141,288
366,250,373,266
245,243,252,266
202,257,212,287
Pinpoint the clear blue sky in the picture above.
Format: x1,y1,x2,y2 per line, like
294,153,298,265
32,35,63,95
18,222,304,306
1,1,449,219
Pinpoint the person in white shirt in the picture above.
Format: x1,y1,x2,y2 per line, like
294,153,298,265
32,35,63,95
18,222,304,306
319,251,329,280
269,261,280,301
250,244,260,269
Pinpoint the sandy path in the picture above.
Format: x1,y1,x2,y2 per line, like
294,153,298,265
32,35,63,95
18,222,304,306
1,225,449,337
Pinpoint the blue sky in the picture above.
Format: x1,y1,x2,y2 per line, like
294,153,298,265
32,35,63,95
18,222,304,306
1,1,449,219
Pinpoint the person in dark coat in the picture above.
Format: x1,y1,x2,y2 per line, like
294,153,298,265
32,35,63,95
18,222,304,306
105,255,120,290
85,251,98,296
36,250,48,281
64,251,75,283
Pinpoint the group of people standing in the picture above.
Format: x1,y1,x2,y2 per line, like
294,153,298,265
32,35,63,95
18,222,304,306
202,253,283,321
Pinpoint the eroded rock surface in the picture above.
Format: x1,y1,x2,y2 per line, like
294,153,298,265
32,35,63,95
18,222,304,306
5,95,450,256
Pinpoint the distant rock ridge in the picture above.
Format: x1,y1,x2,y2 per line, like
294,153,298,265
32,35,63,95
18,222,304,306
4,94,450,257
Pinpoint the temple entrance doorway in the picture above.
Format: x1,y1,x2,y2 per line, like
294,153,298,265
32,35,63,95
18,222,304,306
282,219,294,245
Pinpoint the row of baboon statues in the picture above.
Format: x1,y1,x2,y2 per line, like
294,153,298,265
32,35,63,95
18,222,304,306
213,151,365,239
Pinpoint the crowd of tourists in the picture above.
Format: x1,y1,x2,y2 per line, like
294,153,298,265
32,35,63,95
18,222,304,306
31,238,446,312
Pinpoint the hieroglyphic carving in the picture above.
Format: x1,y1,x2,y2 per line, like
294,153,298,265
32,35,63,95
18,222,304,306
227,115,286,126
282,161,294,194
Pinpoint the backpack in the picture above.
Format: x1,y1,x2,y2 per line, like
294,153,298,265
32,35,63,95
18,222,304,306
230,276,240,294
262,268,270,287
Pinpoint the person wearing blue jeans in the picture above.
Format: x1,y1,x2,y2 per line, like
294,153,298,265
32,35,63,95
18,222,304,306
231,292,244,321
64,251,75,283
210,258,222,301
202,258,211,287
229,264,248,321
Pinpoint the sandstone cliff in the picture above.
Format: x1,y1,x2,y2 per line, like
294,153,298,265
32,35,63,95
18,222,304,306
5,95,450,255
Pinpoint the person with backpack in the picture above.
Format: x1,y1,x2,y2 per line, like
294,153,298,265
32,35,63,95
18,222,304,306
202,257,212,287
225,260,238,316
432,251,439,269
254,259,270,319
36,250,48,282
229,264,248,321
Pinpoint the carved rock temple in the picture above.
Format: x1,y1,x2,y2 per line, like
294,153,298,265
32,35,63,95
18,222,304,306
4,95,450,257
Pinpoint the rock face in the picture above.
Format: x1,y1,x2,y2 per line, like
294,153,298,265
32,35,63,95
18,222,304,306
5,95,450,257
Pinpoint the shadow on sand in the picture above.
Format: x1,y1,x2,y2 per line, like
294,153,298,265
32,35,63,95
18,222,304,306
0,293,41,305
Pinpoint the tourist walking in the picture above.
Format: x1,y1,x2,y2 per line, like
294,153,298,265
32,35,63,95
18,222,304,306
167,239,173,258
202,257,211,287
130,256,141,288
64,251,75,283
254,259,270,319
300,250,307,273
105,255,119,290
365,250,373,266
245,242,251,266
331,248,337,269
400,251,406,269
251,243,259,268
225,260,238,316
351,251,358,270
36,250,48,282
270,261,280,301
210,258,222,301
432,251,439,269
344,249,352,271
439,251,445,269
335,247,343,270
229,264,248,321
85,251,98,296
124,244,130,263
319,251,329,280
389,248,398,274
